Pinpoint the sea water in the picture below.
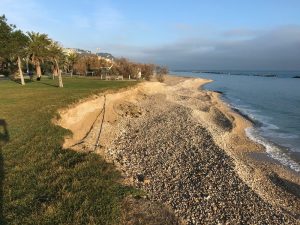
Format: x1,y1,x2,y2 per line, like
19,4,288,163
172,71,300,172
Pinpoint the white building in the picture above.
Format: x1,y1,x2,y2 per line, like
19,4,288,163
63,48,92,55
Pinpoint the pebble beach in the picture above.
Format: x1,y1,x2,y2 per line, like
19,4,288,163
58,75,300,224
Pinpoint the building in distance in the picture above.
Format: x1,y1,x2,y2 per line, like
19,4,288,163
63,48,92,55
96,52,114,62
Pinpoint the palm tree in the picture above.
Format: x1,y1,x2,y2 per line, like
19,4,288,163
1,16,29,85
26,32,51,79
10,30,29,85
67,52,78,77
48,41,64,87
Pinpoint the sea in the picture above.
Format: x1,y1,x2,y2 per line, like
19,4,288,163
172,70,300,173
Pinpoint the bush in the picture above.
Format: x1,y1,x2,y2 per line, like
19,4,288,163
141,64,155,81
156,66,168,82
0,69,10,76
71,55,163,81
73,54,111,75
115,58,139,79
156,74,165,82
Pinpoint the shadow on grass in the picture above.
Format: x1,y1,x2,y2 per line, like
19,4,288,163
0,119,9,224
10,78,35,85
39,82,58,88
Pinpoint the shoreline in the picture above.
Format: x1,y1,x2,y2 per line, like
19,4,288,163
194,76,300,216
181,72,300,173
186,72,300,172
207,82,300,173
200,78,300,173
56,75,300,224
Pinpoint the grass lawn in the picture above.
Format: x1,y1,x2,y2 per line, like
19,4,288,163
0,77,140,225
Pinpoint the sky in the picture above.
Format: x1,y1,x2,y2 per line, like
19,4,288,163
1,0,300,70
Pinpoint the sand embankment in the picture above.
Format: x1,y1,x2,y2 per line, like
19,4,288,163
56,76,300,224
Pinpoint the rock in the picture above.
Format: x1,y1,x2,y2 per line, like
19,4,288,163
136,173,145,182
97,80,297,224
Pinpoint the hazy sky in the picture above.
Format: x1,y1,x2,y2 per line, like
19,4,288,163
1,0,300,70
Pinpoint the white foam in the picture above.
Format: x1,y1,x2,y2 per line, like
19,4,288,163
221,92,300,172
246,127,300,173
261,123,279,130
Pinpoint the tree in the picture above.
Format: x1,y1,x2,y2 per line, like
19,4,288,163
0,15,14,75
73,55,87,75
1,15,29,84
115,58,139,79
156,66,168,82
10,30,29,85
72,54,112,76
48,41,64,87
26,32,51,79
66,52,78,76
0,15,13,59
141,63,155,81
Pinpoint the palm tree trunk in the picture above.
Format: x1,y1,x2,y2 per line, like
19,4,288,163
55,59,63,88
36,61,42,78
18,56,25,85
52,66,58,79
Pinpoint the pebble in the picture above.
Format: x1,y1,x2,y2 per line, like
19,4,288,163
108,96,297,225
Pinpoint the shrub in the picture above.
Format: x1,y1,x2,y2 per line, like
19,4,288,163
156,66,168,82
141,64,155,81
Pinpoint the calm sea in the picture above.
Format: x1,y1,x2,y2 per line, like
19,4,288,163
172,70,300,172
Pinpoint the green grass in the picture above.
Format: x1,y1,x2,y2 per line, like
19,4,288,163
0,77,140,225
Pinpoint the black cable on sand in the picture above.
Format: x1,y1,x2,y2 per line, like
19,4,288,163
70,95,106,149
94,95,106,152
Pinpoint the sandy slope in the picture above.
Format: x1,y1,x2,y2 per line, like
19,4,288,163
56,76,300,224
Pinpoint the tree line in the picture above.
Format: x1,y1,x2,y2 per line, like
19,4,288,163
0,15,168,87
0,15,65,87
